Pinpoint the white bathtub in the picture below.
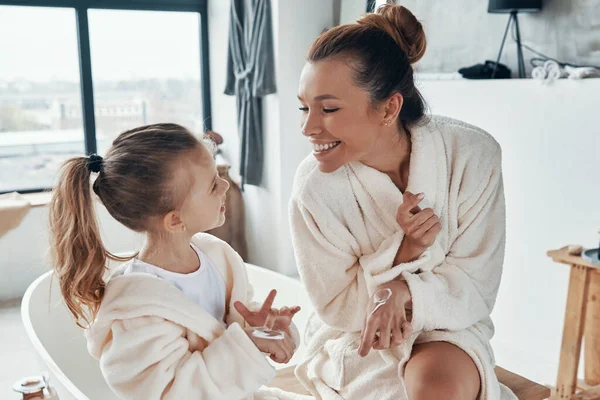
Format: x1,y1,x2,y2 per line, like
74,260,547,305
21,264,313,400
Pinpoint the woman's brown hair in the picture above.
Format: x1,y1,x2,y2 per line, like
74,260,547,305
308,3,427,128
49,123,204,327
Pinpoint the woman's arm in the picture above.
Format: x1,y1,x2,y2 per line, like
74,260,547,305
401,150,505,333
290,153,448,333
290,195,434,333
360,150,504,354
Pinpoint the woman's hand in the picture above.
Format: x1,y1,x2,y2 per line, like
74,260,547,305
395,191,442,263
358,280,413,357
234,290,301,333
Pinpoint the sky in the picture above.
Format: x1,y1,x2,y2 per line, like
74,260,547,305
0,5,203,82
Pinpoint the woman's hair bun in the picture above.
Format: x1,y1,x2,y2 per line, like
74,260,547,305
358,4,426,64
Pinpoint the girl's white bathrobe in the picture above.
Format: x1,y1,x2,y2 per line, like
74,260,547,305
289,116,517,400
85,233,302,400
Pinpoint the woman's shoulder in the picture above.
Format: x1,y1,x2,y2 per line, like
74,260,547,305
419,115,503,187
426,115,501,159
425,116,503,204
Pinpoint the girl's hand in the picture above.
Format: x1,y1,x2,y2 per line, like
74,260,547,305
234,290,301,332
358,280,413,357
270,306,302,332
243,327,296,363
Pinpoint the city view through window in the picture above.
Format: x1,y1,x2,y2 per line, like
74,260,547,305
0,6,204,192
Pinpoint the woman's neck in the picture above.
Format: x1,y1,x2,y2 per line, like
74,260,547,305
361,124,412,192
138,232,199,274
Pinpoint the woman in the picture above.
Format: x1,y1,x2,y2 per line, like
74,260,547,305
289,4,516,400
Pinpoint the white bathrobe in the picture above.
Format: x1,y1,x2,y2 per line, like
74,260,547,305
85,233,302,400
289,116,517,400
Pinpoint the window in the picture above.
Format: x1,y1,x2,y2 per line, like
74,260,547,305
0,0,211,193
88,9,203,153
0,6,83,193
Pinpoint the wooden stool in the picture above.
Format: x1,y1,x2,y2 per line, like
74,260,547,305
548,246,600,400
270,365,551,400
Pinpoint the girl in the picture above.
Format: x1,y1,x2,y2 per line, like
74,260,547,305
49,123,301,400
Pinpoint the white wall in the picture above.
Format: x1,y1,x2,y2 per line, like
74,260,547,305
339,0,366,26
404,0,600,76
339,0,600,77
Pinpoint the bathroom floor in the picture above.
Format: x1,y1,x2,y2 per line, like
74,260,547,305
0,298,38,400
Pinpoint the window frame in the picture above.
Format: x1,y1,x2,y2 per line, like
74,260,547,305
0,0,212,194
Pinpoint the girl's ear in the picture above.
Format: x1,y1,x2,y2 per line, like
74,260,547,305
163,211,186,233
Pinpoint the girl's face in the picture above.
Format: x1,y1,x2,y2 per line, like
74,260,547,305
176,144,230,234
297,58,388,173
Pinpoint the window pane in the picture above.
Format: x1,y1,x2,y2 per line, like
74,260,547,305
0,6,83,193
88,9,203,154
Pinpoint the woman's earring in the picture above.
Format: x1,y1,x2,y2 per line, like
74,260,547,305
182,225,187,232
383,120,391,126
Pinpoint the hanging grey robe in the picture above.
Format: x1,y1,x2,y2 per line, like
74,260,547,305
225,0,277,187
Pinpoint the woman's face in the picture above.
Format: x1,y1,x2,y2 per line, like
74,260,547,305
297,58,387,173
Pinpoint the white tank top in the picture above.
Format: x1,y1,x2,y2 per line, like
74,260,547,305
124,244,227,322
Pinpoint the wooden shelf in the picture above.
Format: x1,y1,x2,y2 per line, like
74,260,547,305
547,247,600,270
